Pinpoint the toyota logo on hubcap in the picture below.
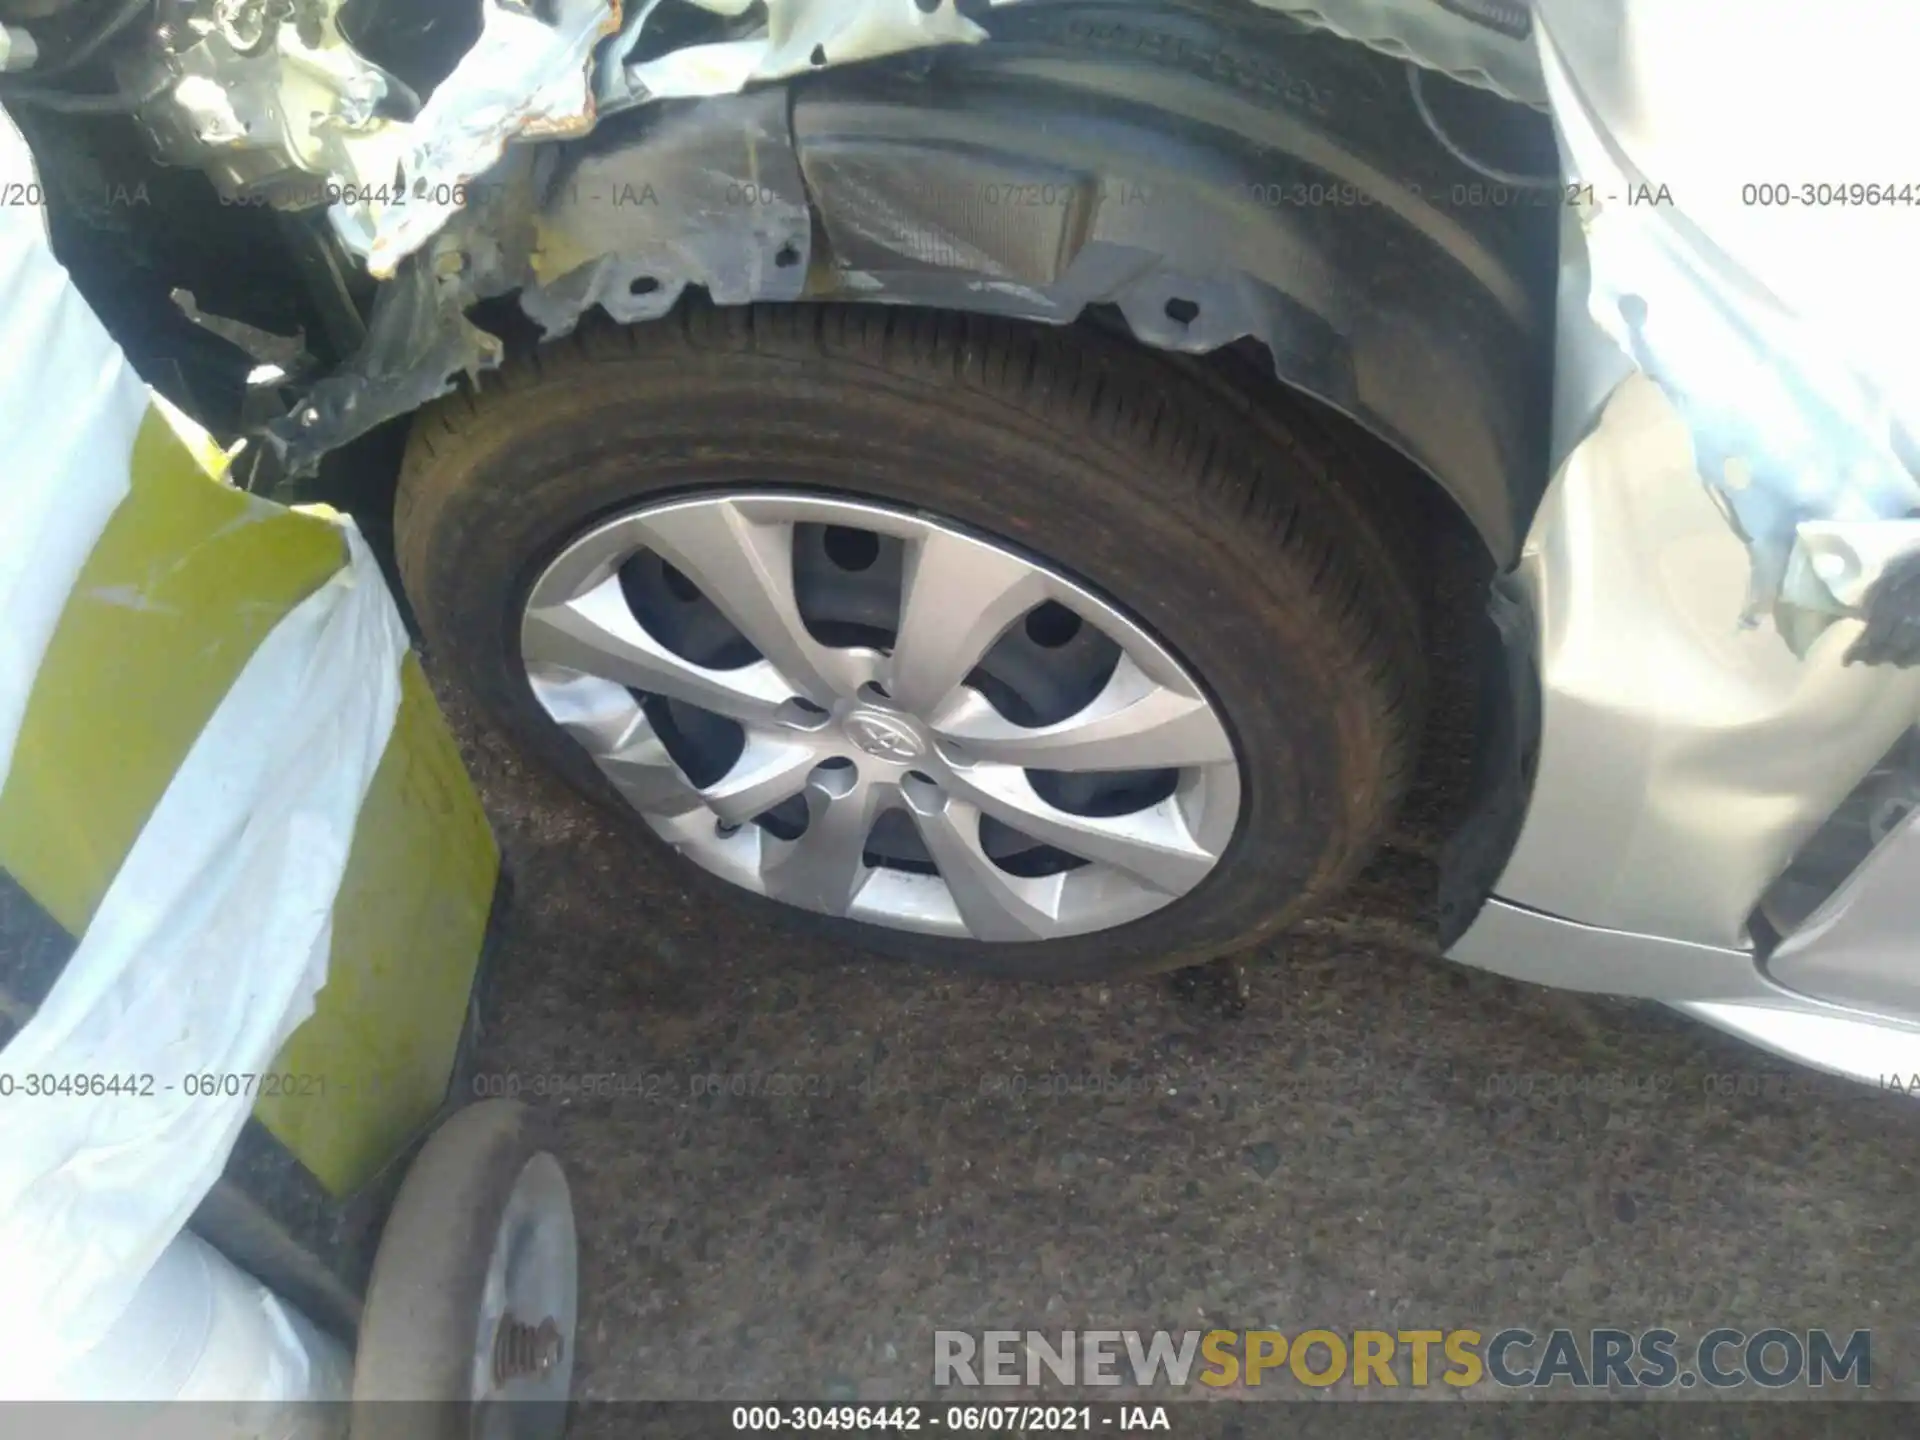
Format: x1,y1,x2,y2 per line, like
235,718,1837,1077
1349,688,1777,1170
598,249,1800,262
845,710,925,763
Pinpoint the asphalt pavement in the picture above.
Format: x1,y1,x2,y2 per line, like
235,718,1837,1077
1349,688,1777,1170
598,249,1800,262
442,661,1920,1414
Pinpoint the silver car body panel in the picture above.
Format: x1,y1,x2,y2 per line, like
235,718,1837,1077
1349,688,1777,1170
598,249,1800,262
1446,1,1920,1084
1471,368,1920,951
1769,812,1920,1026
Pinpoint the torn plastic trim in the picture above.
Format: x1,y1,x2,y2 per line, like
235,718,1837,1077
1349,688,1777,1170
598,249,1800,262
261,234,506,477
519,87,812,331
1540,26,1920,661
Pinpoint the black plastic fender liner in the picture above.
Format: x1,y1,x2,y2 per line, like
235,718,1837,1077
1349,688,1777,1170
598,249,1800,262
274,1,1557,565
789,1,1559,562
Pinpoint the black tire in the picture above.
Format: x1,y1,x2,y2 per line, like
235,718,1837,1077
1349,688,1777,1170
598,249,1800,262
396,302,1422,980
350,1101,574,1439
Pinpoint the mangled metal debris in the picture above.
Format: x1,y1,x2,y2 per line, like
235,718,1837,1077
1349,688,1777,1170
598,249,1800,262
170,287,311,375
349,0,623,277
601,0,987,110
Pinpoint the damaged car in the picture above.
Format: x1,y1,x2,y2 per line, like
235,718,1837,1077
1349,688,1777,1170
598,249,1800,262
6,0,1919,1086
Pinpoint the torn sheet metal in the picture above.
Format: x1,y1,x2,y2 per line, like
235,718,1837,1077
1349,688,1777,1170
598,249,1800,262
345,0,622,278
171,288,312,375
266,85,807,473
599,0,1540,111
604,0,986,109
1539,18,1920,657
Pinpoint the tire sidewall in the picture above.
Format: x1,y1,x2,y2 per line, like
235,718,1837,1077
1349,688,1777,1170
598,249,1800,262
401,316,1409,978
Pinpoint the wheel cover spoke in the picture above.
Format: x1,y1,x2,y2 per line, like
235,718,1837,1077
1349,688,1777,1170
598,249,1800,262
701,735,820,825
520,493,1242,943
905,795,1062,941
522,576,792,726
887,528,1052,715
943,762,1219,894
637,498,872,703
931,656,1233,772
527,671,707,817
760,776,887,915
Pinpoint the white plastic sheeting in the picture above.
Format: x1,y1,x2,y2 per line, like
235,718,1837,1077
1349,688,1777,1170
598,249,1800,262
42,1229,351,1420
0,105,406,1393
0,134,147,790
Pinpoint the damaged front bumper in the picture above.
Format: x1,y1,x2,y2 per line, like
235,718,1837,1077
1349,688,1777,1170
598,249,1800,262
1443,4,1920,1084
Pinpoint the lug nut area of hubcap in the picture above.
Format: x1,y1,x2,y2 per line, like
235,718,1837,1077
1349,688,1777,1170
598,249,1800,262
810,755,858,796
901,769,944,814
775,696,833,730
782,701,955,814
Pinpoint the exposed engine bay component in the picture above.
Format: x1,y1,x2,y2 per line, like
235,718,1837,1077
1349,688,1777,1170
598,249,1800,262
122,0,411,207
123,0,620,275
0,0,169,104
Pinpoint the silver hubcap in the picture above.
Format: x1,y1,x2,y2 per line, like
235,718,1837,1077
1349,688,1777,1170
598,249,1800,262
520,493,1241,941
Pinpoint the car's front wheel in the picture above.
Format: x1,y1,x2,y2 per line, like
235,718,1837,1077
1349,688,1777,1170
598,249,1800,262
395,303,1421,980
